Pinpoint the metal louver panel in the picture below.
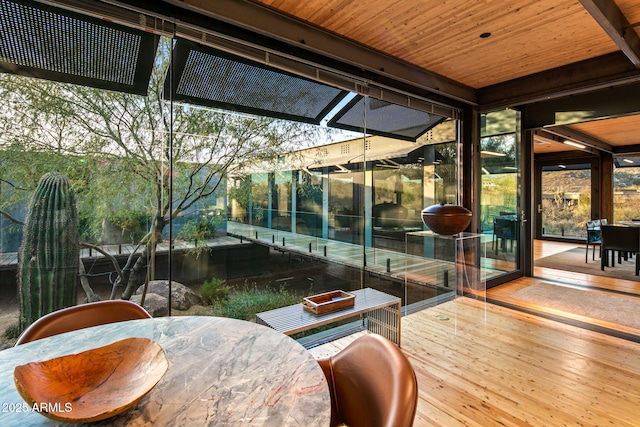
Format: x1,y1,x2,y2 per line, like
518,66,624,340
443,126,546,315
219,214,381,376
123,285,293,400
327,96,447,142
0,0,158,95
165,38,349,124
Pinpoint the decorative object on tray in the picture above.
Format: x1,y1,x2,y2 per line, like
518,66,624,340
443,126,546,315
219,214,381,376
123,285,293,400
302,290,356,314
421,203,472,236
13,337,168,423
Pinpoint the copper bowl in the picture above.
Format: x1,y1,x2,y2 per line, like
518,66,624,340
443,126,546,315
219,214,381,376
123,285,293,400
421,203,472,235
14,337,168,423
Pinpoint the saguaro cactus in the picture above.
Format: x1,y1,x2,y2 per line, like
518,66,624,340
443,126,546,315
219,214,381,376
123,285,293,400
18,172,79,331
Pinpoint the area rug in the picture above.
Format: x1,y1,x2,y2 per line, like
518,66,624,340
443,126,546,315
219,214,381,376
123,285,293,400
535,247,640,282
509,282,640,330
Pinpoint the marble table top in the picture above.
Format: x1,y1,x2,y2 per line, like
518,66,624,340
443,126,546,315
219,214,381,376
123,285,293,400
0,316,331,426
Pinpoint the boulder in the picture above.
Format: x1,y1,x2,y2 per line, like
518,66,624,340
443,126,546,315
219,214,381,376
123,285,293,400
135,280,201,311
130,293,168,317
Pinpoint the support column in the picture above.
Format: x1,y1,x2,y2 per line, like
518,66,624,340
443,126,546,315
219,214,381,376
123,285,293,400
247,175,254,226
291,171,297,233
601,152,614,222
322,167,329,239
267,172,273,229
364,161,373,247
422,146,437,258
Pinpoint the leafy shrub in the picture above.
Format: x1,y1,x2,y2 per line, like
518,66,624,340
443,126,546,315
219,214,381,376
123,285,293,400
4,323,21,340
222,285,299,321
111,211,145,233
200,277,231,305
109,211,149,242
178,215,224,240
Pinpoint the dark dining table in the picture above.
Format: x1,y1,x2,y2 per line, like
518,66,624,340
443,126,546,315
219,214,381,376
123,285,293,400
617,221,640,227
600,223,640,273
0,316,331,426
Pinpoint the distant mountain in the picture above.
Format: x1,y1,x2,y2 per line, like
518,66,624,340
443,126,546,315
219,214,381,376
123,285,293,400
542,170,590,194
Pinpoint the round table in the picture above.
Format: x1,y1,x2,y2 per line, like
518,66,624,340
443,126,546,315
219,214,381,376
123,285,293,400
0,316,331,426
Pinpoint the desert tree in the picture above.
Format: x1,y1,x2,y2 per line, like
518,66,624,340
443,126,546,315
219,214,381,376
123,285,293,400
0,37,325,299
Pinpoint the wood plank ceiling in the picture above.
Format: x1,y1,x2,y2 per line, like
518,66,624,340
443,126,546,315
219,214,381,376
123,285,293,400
251,0,619,89
239,0,640,155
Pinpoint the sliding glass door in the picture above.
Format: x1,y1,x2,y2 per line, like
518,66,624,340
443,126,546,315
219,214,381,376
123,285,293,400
480,109,523,280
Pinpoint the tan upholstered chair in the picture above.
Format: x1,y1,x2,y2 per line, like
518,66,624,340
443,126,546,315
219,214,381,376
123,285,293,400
15,300,151,346
317,334,418,427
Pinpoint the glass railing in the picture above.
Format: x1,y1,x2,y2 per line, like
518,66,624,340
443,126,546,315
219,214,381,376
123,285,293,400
226,209,480,309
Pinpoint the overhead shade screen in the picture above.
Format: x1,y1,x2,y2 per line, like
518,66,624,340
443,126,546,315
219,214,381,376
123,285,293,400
166,38,349,124
328,96,446,141
0,0,158,95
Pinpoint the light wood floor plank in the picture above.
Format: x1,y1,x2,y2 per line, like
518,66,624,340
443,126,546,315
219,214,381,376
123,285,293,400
417,299,640,426
310,240,640,426
311,297,640,426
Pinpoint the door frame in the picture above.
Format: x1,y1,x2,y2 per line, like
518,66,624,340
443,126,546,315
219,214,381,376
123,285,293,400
534,153,600,242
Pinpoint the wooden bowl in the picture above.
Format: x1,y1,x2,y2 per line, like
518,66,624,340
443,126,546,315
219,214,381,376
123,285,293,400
14,337,168,423
421,203,472,235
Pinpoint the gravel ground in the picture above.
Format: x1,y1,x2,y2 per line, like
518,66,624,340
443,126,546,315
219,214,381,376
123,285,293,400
0,300,19,349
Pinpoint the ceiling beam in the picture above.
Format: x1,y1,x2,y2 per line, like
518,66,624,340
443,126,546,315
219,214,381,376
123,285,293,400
542,126,614,154
535,130,600,155
611,145,640,155
579,0,640,67
163,0,477,105
535,151,596,162
521,81,640,129
477,52,640,110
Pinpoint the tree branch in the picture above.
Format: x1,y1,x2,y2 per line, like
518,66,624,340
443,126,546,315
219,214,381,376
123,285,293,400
0,209,24,225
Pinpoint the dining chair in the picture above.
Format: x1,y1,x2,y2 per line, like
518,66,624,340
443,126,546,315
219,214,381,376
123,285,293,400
15,300,152,346
493,216,517,254
316,334,418,427
585,220,601,262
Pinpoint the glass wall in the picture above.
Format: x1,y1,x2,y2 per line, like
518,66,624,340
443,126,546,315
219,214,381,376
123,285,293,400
328,164,364,245
273,171,293,231
0,1,462,342
371,165,422,250
250,173,270,228
295,170,323,237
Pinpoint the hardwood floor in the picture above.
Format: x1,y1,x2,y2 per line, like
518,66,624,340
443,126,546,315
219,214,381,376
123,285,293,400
310,298,640,426
310,240,640,426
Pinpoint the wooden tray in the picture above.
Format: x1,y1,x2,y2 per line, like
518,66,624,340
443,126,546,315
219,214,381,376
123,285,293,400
302,290,356,314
